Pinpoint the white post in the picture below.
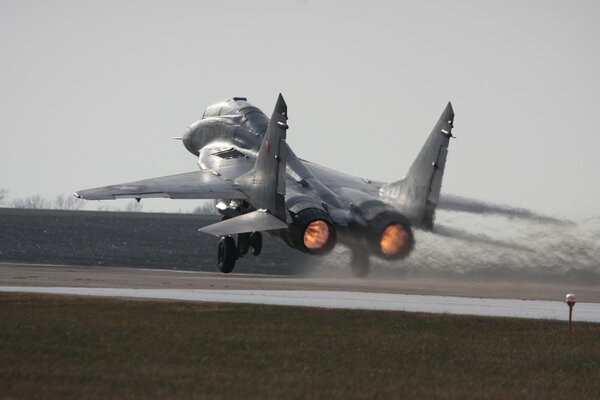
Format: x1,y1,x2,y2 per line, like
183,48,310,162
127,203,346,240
565,293,576,335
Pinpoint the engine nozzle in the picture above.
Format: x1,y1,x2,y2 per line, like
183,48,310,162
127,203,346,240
379,223,410,256
365,210,414,260
303,220,332,251
281,208,336,255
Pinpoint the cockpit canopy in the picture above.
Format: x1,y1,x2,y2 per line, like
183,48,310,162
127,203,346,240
202,97,249,118
202,97,269,135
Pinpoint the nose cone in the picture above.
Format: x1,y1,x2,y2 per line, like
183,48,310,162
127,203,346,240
182,124,199,156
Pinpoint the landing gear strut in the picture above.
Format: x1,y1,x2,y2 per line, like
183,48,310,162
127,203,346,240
216,231,263,273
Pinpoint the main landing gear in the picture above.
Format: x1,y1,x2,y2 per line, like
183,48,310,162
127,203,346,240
217,232,263,273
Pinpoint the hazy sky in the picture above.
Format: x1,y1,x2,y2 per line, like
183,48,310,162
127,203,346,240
1,0,599,218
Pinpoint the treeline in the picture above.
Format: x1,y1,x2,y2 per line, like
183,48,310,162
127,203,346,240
1,190,139,211
0,189,217,214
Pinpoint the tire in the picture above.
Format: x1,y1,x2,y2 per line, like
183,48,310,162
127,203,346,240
218,236,236,273
250,232,262,256
237,233,250,257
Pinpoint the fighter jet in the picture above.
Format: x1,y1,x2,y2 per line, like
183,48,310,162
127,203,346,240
75,94,455,276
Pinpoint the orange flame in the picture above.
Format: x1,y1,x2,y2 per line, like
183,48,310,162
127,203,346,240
380,224,408,256
303,220,330,250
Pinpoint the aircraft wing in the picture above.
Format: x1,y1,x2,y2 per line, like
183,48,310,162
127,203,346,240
75,170,247,200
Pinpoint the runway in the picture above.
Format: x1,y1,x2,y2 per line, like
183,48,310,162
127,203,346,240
2,285,600,322
1,262,599,322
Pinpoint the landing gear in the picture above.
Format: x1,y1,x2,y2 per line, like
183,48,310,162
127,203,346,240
216,231,263,273
250,232,262,256
237,233,250,257
218,236,236,273
350,250,370,278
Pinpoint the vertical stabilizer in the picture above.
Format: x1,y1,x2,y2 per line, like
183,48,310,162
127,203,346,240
235,94,290,223
381,102,455,229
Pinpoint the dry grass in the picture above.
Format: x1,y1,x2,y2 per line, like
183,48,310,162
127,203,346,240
1,293,599,400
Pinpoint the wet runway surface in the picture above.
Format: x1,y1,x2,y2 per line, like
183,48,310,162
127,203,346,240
2,262,599,302
2,262,599,322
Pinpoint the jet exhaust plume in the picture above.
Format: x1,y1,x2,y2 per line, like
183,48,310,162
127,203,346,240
438,194,574,225
308,210,600,285
432,224,531,252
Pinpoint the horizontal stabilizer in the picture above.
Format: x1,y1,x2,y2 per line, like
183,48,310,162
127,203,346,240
199,210,288,236
75,170,246,200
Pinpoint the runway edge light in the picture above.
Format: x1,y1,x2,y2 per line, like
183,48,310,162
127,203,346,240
565,293,576,335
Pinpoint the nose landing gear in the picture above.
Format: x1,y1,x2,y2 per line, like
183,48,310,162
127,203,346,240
216,231,263,273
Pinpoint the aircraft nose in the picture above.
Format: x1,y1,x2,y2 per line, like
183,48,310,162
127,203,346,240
182,126,199,156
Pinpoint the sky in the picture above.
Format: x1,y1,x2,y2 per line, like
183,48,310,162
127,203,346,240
1,0,599,219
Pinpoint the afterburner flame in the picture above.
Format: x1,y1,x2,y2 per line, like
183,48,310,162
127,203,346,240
303,220,330,250
380,224,408,255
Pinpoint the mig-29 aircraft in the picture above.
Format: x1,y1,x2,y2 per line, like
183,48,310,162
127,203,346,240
75,94,455,276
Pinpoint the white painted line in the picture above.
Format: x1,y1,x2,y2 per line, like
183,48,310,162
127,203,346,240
2,286,599,322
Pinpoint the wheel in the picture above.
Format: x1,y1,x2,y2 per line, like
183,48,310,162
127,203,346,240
237,233,250,257
218,236,237,273
350,250,369,278
250,231,262,256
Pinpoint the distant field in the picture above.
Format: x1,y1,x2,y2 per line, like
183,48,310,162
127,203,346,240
1,293,599,400
0,208,306,274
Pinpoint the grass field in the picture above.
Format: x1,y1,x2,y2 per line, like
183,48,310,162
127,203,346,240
1,293,599,400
